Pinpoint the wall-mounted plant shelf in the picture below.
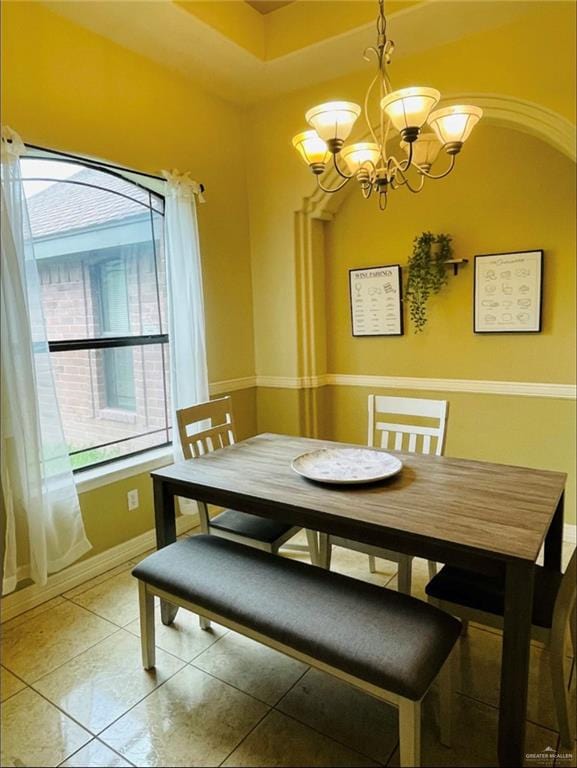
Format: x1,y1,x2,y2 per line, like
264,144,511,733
445,258,469,276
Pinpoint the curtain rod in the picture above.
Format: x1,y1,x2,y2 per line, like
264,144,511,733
24,143,206,194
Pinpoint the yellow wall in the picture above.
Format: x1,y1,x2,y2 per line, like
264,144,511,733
2,0,576,571
326,127,576,382
324,126,576,521
245,1,576,379
2,1,258,556
245,2,576,522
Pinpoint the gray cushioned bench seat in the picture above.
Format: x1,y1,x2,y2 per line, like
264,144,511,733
133,535,460,701
210,509,294,544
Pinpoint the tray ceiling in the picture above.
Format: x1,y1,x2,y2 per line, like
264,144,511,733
245,1,295,14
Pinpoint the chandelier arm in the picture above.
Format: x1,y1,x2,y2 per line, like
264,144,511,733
403,174,426,194
385,138,413,178
417,154,457,179
363,68,383,148
389,161,418,193
316,175,351,194
332,152,355,180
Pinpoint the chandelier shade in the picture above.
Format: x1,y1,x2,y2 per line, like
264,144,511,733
401,133,442,169
341,142,381,174
291,0,482,209
427,105,483,148
380,87,440,137
292,130,330,171
305,101,361,147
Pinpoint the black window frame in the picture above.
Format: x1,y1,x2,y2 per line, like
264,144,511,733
23,152,172,472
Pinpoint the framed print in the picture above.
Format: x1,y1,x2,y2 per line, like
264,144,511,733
474,250,543,333
349,264,403,336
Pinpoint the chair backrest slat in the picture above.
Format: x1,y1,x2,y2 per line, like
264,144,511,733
177,396,236,461
368,395,448,457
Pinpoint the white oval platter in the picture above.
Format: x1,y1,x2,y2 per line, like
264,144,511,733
291,447,403,485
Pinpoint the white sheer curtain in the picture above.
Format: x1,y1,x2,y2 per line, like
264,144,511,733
1,127,91,593
162,170,209,486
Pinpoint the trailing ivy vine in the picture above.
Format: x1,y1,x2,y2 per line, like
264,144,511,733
405,232,453,332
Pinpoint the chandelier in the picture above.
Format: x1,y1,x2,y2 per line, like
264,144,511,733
292,0,482,210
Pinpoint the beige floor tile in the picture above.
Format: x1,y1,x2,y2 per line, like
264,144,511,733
1,600,117,683
33,629,184,733
193,631,307,705
63,564,132,600
384,556,431,599
222,709,378,767
277,667,398,764
60,739,133,767
99,665,268,766
0,666,26,702
456,625,576,732
1,687,91,767
328,546,396,585
385,691,560,767
1,596,65,629
70,570,140,627
125,604,228,662
282,538,394,586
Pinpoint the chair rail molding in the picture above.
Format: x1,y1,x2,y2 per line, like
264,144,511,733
254,374,576,399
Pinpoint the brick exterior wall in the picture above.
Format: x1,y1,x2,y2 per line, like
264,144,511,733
38,240,171,465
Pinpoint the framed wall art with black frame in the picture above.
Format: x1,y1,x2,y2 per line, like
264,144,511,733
349,264,403,337
474,250,543,334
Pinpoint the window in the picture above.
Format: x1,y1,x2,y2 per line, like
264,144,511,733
94,256,136,411
22,156,171,470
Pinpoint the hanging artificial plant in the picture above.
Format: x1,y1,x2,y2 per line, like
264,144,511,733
405,232,453,333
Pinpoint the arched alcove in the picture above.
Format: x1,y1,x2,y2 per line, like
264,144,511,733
302,95,576,222
294,97,576,437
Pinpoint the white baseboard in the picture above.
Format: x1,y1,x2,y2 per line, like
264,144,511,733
2,516,574,624
0,512,199,624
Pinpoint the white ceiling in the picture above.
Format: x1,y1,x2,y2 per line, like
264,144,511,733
43,0,535,104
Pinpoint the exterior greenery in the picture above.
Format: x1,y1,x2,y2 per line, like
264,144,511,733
405,232,453,332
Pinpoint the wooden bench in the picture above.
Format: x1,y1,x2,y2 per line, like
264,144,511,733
133,535,461,767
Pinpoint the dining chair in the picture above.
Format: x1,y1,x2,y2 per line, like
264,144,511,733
176,396,319,562
425,547,577,747
318,395,448,595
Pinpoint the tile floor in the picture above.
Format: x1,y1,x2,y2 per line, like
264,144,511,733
1,531,575,767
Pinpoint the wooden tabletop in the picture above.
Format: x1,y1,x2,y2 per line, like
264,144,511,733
152,433,566,565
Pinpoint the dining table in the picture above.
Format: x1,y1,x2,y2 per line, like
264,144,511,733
150,432,566,768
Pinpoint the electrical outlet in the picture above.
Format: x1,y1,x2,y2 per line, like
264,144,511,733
127,489,139,511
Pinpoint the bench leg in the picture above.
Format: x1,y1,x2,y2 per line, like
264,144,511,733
399,698,421,768
138,581,156,670
439,646,456,747
318,533,331,569
199,615,211,631
305,529,319,566
398,556,412,595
